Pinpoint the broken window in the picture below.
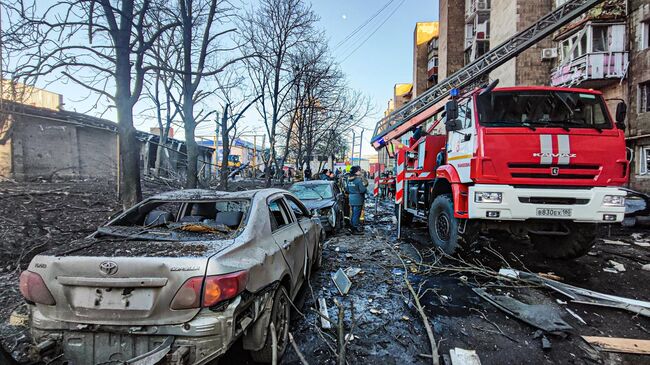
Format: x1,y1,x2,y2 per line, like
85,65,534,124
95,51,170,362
640,82,650,114
639,146,650,175
103,199,250,240
268,199,292,232
284,195,310,220
592,26,609,52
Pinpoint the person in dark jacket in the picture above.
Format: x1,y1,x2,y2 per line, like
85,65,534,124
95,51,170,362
304,167,312,181
345,165,367,234
319,169,330,180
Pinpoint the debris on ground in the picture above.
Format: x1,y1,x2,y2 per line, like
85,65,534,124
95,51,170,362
344,267,362,278
565,308,587,325
449,348,481,365
332,268,352,295
318,297,332,330
473,288,573,333
582,336,650,355
607,260,626,273
501,269,650,318
4,185,650,365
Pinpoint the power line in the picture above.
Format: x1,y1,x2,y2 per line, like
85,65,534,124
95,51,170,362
340,0,407,63
333,0,396,51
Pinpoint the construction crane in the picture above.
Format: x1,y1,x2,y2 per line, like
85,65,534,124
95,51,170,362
371,0,605,150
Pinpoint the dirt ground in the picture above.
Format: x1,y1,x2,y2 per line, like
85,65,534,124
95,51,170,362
2,180,650,364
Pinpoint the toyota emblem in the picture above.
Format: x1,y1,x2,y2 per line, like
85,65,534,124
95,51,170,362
551,167,560,176
99,261,118,276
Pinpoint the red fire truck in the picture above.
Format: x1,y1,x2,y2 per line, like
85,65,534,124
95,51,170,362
371,0,628,259
394,85,628,259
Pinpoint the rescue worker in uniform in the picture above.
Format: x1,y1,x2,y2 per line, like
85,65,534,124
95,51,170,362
345,166,367,235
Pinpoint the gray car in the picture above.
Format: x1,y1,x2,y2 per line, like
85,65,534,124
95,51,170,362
289,180,345,234
19,189,323,364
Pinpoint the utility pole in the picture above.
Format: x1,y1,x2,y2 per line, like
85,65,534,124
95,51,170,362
214,112,220,177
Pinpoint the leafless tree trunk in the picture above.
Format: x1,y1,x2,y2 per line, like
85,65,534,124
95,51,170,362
11,0,178,208
241,0,319,187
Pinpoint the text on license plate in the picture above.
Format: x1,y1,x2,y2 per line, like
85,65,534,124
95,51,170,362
536,208,572,217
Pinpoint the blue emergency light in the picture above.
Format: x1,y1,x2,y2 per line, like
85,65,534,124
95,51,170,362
450,88,460,97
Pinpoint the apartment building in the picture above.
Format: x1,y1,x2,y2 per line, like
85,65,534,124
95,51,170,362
465,0,491,64
626,0,650,190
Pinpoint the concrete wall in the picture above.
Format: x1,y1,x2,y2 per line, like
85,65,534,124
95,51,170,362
489,0,518,86
439,0,466,79
413,40,430,97
9,114,117,180
490,0,553,86
515,0,553,86
0,117,12,178
0,111,213,182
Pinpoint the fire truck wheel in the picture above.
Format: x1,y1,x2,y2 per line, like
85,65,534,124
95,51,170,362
395,204,414,226
428,194,478,254
529,223,598,259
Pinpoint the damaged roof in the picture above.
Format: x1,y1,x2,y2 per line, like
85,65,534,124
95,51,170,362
0,100,214,153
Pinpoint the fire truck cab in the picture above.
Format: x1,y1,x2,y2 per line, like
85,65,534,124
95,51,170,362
399,85,629,259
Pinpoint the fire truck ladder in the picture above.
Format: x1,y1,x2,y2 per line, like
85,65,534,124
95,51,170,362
371,0,604,150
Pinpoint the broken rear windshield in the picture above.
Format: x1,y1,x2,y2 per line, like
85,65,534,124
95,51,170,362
101,199,251,241
477,90,612,130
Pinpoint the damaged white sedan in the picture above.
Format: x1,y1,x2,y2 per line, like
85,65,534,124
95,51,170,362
18,189,324,364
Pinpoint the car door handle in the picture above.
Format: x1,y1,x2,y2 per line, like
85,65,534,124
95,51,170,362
282,240,290,249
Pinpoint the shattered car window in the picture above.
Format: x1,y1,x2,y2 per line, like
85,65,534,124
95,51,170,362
290,183,334,200
101,199,251,241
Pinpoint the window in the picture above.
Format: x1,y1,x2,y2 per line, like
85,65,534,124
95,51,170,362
268,199,292,231
458,98,474,129
289,183,334,200
639,146,650,175
284,195,310,220
592,26,609,52
642,21,650,50
640,82,650,114
559,32,587,62
477,90,612,129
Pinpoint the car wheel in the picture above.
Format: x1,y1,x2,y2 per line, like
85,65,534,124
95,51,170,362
250,286,291,363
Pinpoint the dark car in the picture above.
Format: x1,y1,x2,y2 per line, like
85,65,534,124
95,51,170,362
289,180,345,234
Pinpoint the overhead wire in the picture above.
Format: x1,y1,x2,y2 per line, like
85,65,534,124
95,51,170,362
339,0,408,63
332,0,396,51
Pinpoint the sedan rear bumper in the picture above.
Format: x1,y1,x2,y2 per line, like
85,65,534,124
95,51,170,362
30,298,243,365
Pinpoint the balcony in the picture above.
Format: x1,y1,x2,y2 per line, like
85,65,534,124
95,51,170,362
551,51,628,88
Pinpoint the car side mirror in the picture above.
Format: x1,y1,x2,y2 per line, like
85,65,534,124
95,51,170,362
445,100,462,132
445,100,458,121
615,102,627,131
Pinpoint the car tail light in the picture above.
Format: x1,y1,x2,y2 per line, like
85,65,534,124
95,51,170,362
170,276,203,310
203,271,248,307
170,271,248,310
19,271,55,305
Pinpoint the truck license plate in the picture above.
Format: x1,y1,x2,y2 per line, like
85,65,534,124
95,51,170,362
536,208,572,217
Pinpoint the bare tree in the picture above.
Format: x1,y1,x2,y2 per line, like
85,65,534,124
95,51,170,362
214,71,260,190
241,0,319,187
10,0,178,207
151,0,253,188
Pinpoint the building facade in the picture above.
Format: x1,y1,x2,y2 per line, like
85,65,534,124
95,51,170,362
0,87,213,182
625,0,650,191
